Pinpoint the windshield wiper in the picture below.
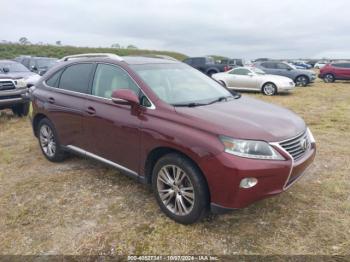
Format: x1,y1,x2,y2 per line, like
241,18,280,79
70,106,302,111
173,102,208,107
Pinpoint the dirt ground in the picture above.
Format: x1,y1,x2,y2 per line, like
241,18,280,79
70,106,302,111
0,77,349,256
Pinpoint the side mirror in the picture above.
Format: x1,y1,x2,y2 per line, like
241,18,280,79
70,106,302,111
2,67,9,73
247,72,254,77
111,89,139,105
31,66,38,72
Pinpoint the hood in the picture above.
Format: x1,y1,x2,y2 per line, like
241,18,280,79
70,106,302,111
0,71,38,79
174,96,306,142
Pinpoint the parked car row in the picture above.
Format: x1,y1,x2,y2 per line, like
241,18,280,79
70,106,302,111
14,55,58,75
212,67,295,96
27,53,316,224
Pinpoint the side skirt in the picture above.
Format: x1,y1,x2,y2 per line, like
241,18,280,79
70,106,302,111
64,145,147,184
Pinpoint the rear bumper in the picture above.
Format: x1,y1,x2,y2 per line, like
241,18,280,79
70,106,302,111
0,88,29,107
201,143,316,212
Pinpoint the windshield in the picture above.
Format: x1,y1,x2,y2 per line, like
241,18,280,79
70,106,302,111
0,62,30,73
131,63,233,105
36,58,57,68
251,67,266,75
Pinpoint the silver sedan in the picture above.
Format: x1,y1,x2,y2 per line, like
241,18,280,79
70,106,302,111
212,67,295,96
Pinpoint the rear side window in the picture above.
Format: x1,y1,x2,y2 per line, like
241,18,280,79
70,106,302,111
333,63,350,68
230,68,250,75
261,62,275,69
92,64,139,99
46,70,62,87
59,63,94,94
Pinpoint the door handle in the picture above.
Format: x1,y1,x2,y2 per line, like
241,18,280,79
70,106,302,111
48,97,55,104
86,106,96,116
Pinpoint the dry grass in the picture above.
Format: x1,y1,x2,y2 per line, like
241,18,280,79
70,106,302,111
0,76,349,255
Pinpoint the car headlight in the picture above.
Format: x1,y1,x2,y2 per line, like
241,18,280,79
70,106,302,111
219,136,285,160
15,78,27,88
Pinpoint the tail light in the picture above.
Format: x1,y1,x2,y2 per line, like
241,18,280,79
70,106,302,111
224,66,229,72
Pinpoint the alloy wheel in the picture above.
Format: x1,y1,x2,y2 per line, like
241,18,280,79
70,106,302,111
39,124,56,157
296,76,308,86
157,165,195,216
324,74,334,83
263,83,276,96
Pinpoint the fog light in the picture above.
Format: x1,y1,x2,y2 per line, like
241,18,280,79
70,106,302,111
240,178,258,188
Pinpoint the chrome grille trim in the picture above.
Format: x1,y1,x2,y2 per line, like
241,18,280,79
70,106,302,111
278,130,310,161
0,80,16,91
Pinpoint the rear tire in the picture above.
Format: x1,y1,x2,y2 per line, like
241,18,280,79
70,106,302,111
324,73,335,83
37,118,67,162
262,83,277,96
12,103,29,117
152,153,209,224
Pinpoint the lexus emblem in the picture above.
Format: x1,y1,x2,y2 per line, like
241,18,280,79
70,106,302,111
300,138,308,151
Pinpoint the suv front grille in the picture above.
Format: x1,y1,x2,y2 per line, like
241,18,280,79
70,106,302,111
0,81,16,91
279,131,310,161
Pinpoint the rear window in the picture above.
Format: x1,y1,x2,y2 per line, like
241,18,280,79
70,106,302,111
59,63,94,94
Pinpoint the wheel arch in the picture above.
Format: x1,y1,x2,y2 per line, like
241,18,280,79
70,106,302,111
261,81,276,91
32,113,49,137
144,146,211,200
294,74,310,83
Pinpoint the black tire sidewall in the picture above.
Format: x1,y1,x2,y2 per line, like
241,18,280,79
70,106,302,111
296,75,309,87
325,74,335,83
151,153,209,224
262,83,277,96
37,118,66,162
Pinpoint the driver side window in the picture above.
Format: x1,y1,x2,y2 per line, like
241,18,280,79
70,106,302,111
277,63,290,70
230,68,250,75
92,64,139,99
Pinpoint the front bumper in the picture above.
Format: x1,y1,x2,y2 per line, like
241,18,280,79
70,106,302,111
310,75,316,82
201,142,316,212
278,83,295,92
0,88,29,107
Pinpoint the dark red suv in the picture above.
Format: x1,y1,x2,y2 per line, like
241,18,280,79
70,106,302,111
319,62,350,82
30,53,316,224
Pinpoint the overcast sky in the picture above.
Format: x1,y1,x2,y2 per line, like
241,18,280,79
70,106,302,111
1,0,350,59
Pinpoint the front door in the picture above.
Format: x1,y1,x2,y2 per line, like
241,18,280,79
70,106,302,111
83,63,143,173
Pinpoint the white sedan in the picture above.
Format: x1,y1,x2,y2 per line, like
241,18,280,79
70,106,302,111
212,67,295,96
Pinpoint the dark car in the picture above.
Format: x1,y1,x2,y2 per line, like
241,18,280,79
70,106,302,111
14,56,58,76
319,62,350,83
183,57,230,77
254,61,316,86
30,53,316,224
0,60,39,116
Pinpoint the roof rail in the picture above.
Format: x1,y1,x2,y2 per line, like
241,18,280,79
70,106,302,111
140,54,178,61
59,53,124,62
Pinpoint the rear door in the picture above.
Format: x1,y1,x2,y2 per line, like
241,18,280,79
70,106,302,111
259,62,277,75
43,63,94,148
334,63,350,79
83,63,144,173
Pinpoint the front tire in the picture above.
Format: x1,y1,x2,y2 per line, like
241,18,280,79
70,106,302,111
324,73,335,83
152,153,209,224
12,103,29,117
262,83,277,96
38,118,67,162
295,75,309,87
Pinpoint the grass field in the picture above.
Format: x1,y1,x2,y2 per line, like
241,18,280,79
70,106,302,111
0,43,188,61
0,77,349,255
